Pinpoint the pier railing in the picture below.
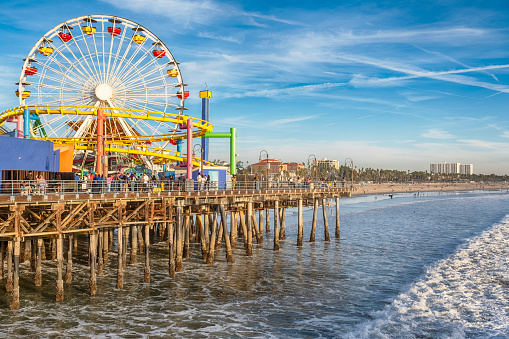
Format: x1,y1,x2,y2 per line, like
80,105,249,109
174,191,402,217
0,179,352,197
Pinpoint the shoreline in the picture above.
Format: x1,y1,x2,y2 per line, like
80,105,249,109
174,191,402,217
350,182,509,196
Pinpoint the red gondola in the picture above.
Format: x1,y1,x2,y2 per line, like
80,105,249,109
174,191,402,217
177,91,190,99
58,32,73,42
25,66,38,76
108,27,121,36
170,139,177,145
153,50,165,58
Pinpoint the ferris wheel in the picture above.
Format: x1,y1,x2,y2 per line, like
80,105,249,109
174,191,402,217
16,14,190,168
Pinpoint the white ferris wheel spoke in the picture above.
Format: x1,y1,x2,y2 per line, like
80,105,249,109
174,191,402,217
106,22,128,85
111,36,150,85
62,34,98,84
42,51,89,87
76,24,102,85
109,32,143,83
49,40,95,84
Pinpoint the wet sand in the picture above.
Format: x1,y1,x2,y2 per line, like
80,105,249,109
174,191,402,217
351,182,509,196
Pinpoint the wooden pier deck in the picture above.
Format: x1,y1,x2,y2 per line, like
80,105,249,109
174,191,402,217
0,186,351,309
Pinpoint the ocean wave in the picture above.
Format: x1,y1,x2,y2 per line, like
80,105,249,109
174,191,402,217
344,215,509,338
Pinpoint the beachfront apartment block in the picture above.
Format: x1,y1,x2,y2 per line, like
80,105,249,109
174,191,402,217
317,158,339,170
430,162,473,175
459,164,474,175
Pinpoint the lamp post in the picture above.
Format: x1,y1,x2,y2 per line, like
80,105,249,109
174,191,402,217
259,150,269,181
345,158,353,189
308,154,317,182
193,144,203,174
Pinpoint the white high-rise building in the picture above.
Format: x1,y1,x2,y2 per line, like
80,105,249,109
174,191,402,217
430,162,473,175
459,164,474,175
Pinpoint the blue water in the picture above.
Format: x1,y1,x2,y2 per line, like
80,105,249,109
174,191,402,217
1,190,508,338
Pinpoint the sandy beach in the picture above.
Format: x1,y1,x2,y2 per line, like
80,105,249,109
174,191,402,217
351,182,509,196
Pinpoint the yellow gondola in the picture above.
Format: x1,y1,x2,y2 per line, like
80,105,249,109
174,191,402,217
15,90,31,99
39,47,53,56
83,26,96,35
132,35,145,44
167,69,178,77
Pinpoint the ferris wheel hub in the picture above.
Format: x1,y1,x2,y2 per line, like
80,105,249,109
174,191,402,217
95,83,113,101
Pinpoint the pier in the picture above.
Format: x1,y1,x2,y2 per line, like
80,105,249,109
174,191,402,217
0,180,351,309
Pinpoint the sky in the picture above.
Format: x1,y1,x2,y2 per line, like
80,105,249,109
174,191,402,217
1,0,509,174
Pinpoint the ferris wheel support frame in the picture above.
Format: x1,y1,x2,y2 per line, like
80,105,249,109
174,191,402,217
16,14,190,172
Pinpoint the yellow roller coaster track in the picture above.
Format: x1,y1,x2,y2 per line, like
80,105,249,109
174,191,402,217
0,105,216,167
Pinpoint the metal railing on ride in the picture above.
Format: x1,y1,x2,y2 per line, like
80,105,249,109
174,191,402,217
0,179,352,197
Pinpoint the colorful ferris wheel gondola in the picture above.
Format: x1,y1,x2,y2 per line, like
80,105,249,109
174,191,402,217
132,27,146,44
82,17,97,35
58,24,73,42
108,18,122,36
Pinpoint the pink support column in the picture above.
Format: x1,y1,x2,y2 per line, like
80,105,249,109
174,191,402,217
17,117,24,138
186,118,193,179
96,109,104,176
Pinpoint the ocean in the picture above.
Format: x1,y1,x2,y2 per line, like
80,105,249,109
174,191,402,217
0,190,508,338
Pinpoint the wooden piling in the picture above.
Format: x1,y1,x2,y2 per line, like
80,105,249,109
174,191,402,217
335,197,340,239
103,228,109,265
274,200,280,251
297,199,303,246
258,209,264,243
6,240,12,292
197,215,207,260
215,213,223,250
144,224,150,283
123,226,129,270
183,215,190,258
97,231,103,275
51,238,57,260
23,239,31,263
0,241,4,279
89,231,97,296
175,206,183,271
65,235,73,283
265,208,270,233
137,225,144,253
117,225,124,289
279,207,286,240
219,204,234,263
30,240,36,272
10,238,20,310
35,238,42,287
131,225,138,264
230,211,238,249
322,198,330,241
56,235,64,302
168,214,175,278
239,210,248,251
251,210,261,244
206,208,218,264
202,213,210,262
41,239,47,261
310,198,318,242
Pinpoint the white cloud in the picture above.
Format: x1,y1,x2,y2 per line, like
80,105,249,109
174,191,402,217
100,0,297,27
502,131,509,138
422,129,456,139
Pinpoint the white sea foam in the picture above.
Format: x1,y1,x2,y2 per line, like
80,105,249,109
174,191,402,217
345,215,509,338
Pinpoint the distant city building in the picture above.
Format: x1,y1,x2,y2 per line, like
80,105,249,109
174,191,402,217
430,162,473,175
251,159,285,179
459,164,474,175
316,158,339,170
285,162,305,174
251,160,305,179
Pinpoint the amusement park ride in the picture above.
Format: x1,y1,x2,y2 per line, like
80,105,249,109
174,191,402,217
0,15,236,178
